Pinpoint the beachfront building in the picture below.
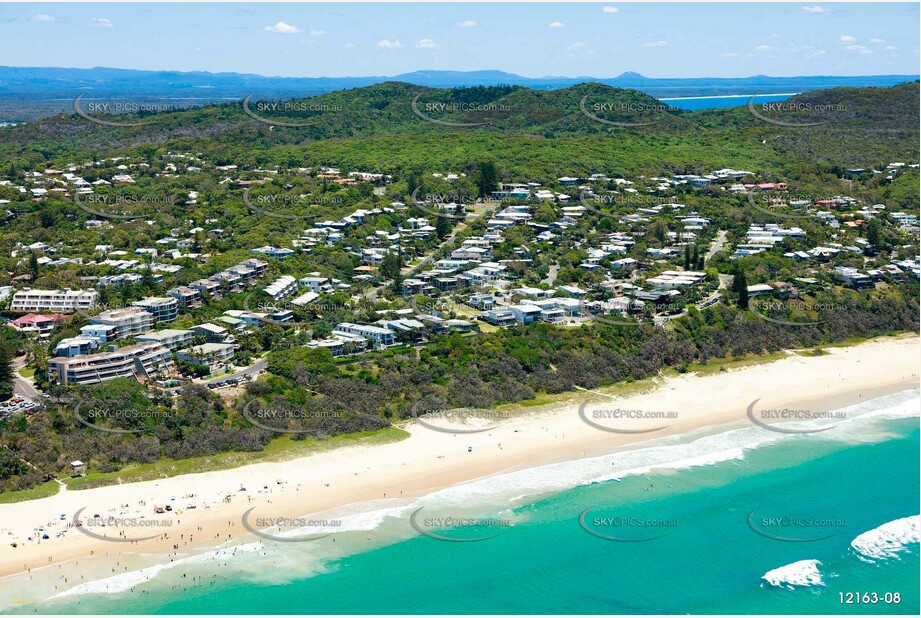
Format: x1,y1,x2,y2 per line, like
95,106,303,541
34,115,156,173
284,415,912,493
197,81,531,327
47,341,173,385
9,288,98,313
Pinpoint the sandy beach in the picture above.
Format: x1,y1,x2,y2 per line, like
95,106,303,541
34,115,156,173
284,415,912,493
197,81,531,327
0,335,917,605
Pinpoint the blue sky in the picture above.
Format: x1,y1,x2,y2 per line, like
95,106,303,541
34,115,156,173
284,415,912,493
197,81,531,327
0,3,918,78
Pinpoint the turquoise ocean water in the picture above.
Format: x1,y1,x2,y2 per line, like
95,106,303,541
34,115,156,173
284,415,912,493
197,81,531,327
663,93,794,110
26,390,920,615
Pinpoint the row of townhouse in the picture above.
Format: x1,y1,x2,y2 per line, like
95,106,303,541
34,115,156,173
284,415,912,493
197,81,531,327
311,313,474,357
264,275,298,302
480,296,583,326
194,258,269,298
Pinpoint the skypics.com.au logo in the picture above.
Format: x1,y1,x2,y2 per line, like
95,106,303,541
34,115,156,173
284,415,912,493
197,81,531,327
578,188,681,221
409,398,511,435
241,507,340,542
579,507,678,542
411,93,512,128
578,399,677,434
579,96,679,128
747,95,847,128
242,95,342,127
409,507,510,542
747,297,848,327
241,400,345,436
72,507,173,543
242,185,344,221
409,186,498,221
74,191,175,220
746,188,827,221
72,401,169,434
746,399,848,434
747,507,847,542
73,94,183,127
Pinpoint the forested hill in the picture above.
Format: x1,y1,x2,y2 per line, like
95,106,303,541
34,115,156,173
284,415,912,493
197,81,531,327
1,81,918,177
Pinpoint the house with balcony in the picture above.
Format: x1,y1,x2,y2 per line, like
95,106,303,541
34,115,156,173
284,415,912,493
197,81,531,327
47,341,173,386
131,296,179,323
89,307,155,340
332,322,396,348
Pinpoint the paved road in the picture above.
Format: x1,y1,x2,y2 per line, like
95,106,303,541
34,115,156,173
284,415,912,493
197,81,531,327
363,202,500,301
541,264,560,286
12,356,41,401
201,358,267,386
706,230,728,262
404,203,499,278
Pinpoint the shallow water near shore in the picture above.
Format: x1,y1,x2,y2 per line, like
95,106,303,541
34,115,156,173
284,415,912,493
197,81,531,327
12,389,919,615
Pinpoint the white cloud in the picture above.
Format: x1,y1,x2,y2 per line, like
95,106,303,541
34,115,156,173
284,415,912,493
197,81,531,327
642,40,668,47
309,30,328,36
261,22,300,34
32,13,55,22
376,39,403,48
85,18,113,28
801,6,831,14
845,44,872,54
754,45,775,52
344,43,355,48
807,49,827,58
455,20,477,28
602,6,619,13
868,37,885,44
549,21,565,28
838,35,857,44
567,41,587,50
417,38,440,48
884,45,898,52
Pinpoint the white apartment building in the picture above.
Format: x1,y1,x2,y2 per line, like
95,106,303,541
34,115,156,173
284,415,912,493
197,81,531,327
332,322,395,348
47,341,173,385
9,288,98,313
131,296,179,323
89,307,155,340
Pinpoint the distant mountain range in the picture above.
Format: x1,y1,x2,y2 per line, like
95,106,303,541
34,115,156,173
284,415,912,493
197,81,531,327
0,66,917,122
1,66,918,97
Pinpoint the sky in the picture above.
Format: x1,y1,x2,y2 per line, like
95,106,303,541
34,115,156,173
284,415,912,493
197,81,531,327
0,3,918,78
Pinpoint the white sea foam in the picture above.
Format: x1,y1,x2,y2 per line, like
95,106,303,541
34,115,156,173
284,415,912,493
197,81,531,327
49,542,264,598
47,389,919,600
762,559,824,588
850,515,921,562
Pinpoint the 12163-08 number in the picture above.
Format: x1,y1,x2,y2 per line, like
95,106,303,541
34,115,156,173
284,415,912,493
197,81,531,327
839,592,901,604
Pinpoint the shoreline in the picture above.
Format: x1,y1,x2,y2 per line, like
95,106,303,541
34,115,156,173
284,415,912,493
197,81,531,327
659,92,799,101
0,335,917,606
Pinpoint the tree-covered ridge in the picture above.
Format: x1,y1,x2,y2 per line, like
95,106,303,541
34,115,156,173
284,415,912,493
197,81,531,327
1,81,917,172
